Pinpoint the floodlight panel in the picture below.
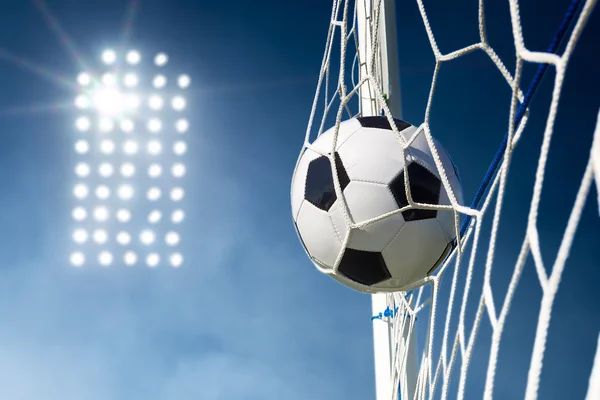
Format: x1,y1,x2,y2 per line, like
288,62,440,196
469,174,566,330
71,49,189,268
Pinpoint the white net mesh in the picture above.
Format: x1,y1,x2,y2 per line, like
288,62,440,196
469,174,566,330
303,0,600,399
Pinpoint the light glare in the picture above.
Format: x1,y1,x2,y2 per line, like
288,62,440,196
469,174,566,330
98,163,114,177
76,116,91,131
77,73,91,86
120,163,135,177
75,140,89,154
153,75,167,88
177,74,191,89
102,49,117,65
93,206,109,222
148,95,164,110
117,231,132,245
117,185,134,200
154,53,168,66
170,253,183,267
99,117,115,133
121,119,134,133
173,141,187,155
72,207,87,221
172,163,186,178
171,96,186,111
125,94,140,109
100,139,115,154
147,187,161,201
70,252,85,267
140,230,156,245
73,184,89,199
95,185,111,200
146,253,160,267
102,73,117,86
165,231,180,246
98,251,113,266
93,88,123,116
72,229,88,244
170,187,184,202
126,50,141,65
116,209,131,223
123,73,139,88
171,209,184,224
93,229,108,244
148,210,161,224
75,95,90,109
148,163,162,178
148,118,162,132
75,163,90,177
123,140,139,155
124,251,137,265
147,140,162,155
175,119,189,133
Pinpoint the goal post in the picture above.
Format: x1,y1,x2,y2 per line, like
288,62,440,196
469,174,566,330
356,1,417,399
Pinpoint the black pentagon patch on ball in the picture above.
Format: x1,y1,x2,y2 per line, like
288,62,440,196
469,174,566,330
338,248,391,286
304,152,350,211
389,162,441,221
357,116,411,132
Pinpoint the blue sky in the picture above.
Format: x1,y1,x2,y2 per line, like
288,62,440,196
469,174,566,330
0,0,598,399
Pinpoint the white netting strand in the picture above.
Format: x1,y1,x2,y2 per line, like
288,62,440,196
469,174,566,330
303,0,599,399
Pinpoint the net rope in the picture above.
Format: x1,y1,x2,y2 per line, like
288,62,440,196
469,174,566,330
302,0,600,399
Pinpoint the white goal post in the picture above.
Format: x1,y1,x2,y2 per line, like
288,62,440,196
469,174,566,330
306,0,600,399
355,1,418,399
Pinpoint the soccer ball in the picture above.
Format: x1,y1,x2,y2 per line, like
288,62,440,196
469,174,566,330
291,116,463,293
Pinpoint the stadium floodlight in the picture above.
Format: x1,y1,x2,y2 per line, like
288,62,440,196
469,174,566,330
171,209,184,224
123,73,139,88
98,162,114,177
116,209,131,223
175,118,189,133
147,118,162,133
154,53,168,67
173,141,187,155
148,163,162,178
124,251,137,265
101,49,117,65
70,49,189,268
77,72,91,86
153,75,167,88
146,252,160,267
70,251,85,267
72,207,87,222
75,95,90,109
171,96,186,111
177,74,191,89
169,253,183,268
125,50,141,65
148,210,161,224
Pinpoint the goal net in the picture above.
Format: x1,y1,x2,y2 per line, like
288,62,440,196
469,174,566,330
303,0,600,399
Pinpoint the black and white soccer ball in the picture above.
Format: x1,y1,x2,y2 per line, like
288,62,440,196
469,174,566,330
291,116,463,293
